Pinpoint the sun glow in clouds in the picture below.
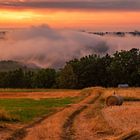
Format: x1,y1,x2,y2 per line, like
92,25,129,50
0,6,140,29
0,9,44,27
0,10,33,20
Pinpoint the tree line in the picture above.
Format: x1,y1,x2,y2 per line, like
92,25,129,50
0,48,139,89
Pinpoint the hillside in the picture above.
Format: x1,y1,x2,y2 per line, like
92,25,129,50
0,60,40,72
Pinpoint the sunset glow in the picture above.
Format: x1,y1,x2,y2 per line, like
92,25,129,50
0,0,140,30
1,8,140,30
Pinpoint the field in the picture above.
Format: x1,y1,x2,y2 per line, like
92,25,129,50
0,88,139,140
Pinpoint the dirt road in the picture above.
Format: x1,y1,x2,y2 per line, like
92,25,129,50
22,89,101,140
6,88,140,140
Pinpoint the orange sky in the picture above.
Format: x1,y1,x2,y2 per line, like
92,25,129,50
0,8,140,31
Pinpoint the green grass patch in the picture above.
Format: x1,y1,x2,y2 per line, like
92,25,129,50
0,97,78,123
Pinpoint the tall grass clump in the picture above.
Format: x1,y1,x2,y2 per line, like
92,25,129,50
0,109,19,122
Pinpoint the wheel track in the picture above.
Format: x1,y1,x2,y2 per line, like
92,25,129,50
6,90,92,140
117,131,140,140
61,92,101,140
6,110,63,140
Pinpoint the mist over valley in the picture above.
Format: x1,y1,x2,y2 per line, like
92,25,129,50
0,25,140,68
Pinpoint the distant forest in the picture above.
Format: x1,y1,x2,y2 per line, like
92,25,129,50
0,48,140,89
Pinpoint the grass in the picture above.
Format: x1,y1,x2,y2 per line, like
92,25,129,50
0,97,78,123
0,109,19,122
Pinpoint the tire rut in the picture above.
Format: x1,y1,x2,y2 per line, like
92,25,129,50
6,91,91,140
61,93,101,140
118,131,140,140
6,109,65,140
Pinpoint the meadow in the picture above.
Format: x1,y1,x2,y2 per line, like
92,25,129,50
0,97,78,122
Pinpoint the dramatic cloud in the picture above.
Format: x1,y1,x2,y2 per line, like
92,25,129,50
0,0,140,11
0,25,109,68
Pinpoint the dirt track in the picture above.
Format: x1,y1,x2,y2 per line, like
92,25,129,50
4,88,140,140
61,90,101,140
5,88,102,140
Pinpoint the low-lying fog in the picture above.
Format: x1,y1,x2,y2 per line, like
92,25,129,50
0,25,140,68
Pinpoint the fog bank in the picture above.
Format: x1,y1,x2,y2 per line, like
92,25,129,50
1,25,140,68
0,25,110,68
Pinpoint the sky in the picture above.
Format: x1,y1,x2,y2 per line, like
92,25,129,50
0,0,140,67
0,0,140,30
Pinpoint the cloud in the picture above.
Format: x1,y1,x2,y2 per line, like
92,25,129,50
1,0,140,11
0,25,109,68
1,25,140,68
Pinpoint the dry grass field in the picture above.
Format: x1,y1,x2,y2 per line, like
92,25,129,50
0,87,139,140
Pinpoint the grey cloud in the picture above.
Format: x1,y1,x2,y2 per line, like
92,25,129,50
0,0,140,11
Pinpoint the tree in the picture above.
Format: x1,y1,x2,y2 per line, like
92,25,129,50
57,64,77,89
33,68,56,88
6,69,25,88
